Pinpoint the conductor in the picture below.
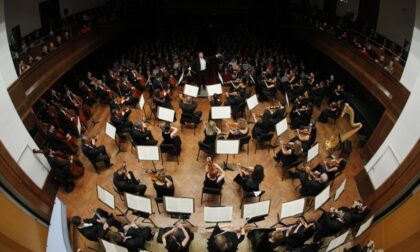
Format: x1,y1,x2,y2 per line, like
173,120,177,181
191,52,222,89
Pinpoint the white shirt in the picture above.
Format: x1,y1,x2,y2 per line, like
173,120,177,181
199,58,206,71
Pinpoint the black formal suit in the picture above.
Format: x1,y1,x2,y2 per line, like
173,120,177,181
179,100,202,123
192,55,218,86
130,128,157,146
314,212,346,241
118,226,153,252
82,144,111,166
77,208,121,241
207,225,244,252
110,113,133,133
113,171,147,195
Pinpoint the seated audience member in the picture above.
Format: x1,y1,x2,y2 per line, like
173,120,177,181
227,118,249,139
111,108,133,134
274,140,303,167
113,162,147,195
153,170,175,198
179,94,202,123
131,120,157,145
202,120,222,150
161,122,182,153
234,163,265,197
81,135,112,167
207,225,246,252
110,222,154,252
247,228,284,251
204,157,225,188
162,223,194,252
71,208,122,241
314,207,347,241
289,166,329,196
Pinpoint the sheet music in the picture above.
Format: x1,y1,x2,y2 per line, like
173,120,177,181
216,140,240,155
275,118,288,136
125,193,152,214
137,145,159,161
96,185,115,209
164,196,194,214
280,198,305,219
105,122,116,140
307,143,319,163
334,178,347,201
356,215,374,237
206,84,223,96
285,92,290,107
326,230,349,252
246,94,259,111
243,200,270,219
157,106,175,122
204,206,233,223
139,94,145,110
314,185,330,210
218,72,224,84
211,106,231,119
183,84,199,97
176,71,184,86
101,239,128,252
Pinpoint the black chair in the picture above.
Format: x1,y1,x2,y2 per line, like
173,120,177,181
113,186,125,201
201,186,222,205
239,135,251,155
240,189,265,209
197,142,216,160
160,143,180,165
180,113,199,135
84,155,106,174
232,102,247,119
253,133,274,154
155,197,164,214
281,155,305,181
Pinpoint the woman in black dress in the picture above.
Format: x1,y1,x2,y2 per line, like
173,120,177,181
203,120,222,151
204,157,225,188
162,223,193,252
153,170,175,198
161,122,182,153
274,140,303,167
234,163,265,197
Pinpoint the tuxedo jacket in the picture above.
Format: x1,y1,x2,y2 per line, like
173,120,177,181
192,55,217,73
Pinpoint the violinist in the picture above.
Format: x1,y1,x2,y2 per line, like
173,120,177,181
313,155,347,181
113,162,147,196
318,100,342,124
314,207,347,241
130,120,157,146
57,107,80,137
290,103,312,130
110,96,130,111
161,122,182,153
152,170,174,199
289,165,328,196
256,72,277,102
274,140,303,167
81,135,112,168
233,163,265,197
179,94,202,124
153,89,173,109
207,225,246,252
290,123,317,151
226,118,249,140
46,125,79,155
110,108,133,134
204,157,225,189
202,120,222,151
78,80,96,106
224,88,246,119
64,89,92,127
309,80,326,107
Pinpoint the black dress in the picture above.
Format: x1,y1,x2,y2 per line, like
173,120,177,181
162,131,182,153
207,225,244,252
247,229,280,252
153,176,175,198
204,173,224,188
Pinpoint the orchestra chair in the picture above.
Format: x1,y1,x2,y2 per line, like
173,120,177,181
197,142,216,161
180,113,199,135
232,102,247,120
239,135,251,155
147,101,158,125
253,133,274,154
113,186,125,201
160,143,180,165
155,197,164,214
127,135,140,161
240,189,265,209
280,155,305,181
115,131,130,154
201,186,222,205
83,154,106,174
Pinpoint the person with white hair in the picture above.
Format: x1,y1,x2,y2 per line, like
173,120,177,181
289,165,329,196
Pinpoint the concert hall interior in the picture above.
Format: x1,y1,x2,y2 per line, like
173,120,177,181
0,0,419,251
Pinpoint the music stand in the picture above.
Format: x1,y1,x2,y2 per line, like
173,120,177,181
125,193,156,227
334,178,346,201
96,184,126,218
100,239,128,252
137,145,160,172
306,185,331,213
325,230,350,252
164,196,195,226
306,142,320,164
204,206,233,229
271,198,305,227
274,118,288,143
157,106,175,122
216,139,240,171
138,94,149,121
206,83,223,97
183,84,199,97
246,94,259,123
242,200,271,227
355,215,374,238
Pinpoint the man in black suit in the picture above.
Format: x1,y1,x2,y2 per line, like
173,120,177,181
179,94,202,123
111,222,154,252
130,120,157,146
314,208,347,241
71,208,122,241
113,163,147,195
191,52,222,89
81,135,112,167
290,166,328,196
110,109,133,133
207,224,245,252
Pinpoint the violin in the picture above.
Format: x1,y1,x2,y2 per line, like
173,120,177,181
145,169,164,182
